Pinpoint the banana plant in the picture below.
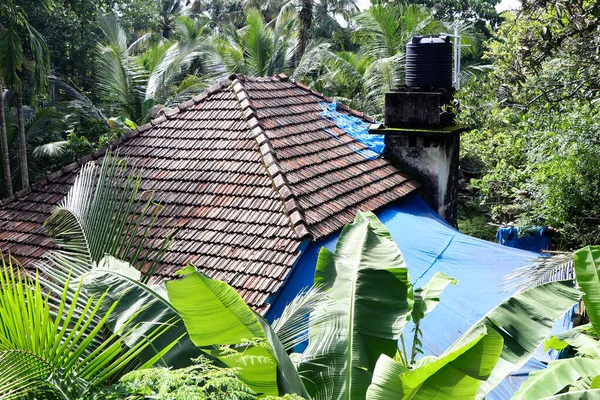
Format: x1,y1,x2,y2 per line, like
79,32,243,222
296,210,580,400
368,280,580,400
511,246,600,399
367,325,503,400
296,211,416,400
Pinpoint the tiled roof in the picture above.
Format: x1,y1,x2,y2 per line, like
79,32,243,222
0,74,417,313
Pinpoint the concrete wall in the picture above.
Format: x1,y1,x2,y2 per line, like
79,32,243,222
384,132,459,226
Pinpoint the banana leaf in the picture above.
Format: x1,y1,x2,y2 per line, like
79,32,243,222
166,268,309,398
511,358,600,400
297,211,414,400
574,246,600,333
542,390,600,399
461,280,581,398
545,324,600,359
367,325,503,400
80,256,202,369
411,272,457,326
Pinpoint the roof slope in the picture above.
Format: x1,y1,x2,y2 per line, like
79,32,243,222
0,74,417,312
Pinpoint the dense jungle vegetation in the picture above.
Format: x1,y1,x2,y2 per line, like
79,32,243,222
0,0,598,248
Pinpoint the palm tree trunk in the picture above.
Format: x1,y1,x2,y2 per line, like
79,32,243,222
297,0,313,64
0,79,13,197
16,91,29,190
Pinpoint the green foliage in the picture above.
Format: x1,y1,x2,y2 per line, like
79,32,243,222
513,246,600,399
512,358,600,400
456,6,600,248
41,151,172,276
0,0,50,92
0,257,163,398
575,247,600,333
457,210,498,242
167,267,309,397
410,272,457,362
107,355,307,399
296,210,579,400
398,0,501,28
112,356,258,399
214,9,296,77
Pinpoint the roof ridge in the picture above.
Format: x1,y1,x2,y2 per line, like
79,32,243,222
0,77,234,207
230,74,312,240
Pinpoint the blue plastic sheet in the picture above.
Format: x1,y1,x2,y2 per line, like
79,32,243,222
266,194,567,399
318,101,384,159
497,226,552,253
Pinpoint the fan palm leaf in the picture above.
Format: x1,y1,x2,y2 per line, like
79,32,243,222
0,257,168,398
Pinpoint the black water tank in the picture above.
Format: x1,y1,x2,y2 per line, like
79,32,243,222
405,35,453,89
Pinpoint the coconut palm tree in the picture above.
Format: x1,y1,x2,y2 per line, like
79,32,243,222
159,0,185,39
298,0,313,62
269,0,358,62
353,3,442,59
295,3,486,116
0,80,11,196
214,9,296,76
95,14,151,122
0,0,51,190
143,14,220,107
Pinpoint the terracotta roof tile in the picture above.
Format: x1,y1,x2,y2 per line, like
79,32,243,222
0,75,417,313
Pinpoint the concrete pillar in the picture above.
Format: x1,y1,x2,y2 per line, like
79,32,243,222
370,88,465,227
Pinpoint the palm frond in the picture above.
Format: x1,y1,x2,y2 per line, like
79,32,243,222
33,141,68,158
460,62,494,84
41,151,174,283
169,74,216,105
96,15,148,120
175,15,212,43
0,26,24,91
271,286,331,351
0,350,53,399
49,76,107,122
98,13,128,54
503,252,575,292
24,20,50,92
0,256,167,398
363,52,405,113
127,32,152,55
146,39,218,103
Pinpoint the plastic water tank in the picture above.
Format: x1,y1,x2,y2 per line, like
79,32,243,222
405,35,453,89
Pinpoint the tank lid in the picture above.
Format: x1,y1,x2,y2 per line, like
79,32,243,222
410,35,451,44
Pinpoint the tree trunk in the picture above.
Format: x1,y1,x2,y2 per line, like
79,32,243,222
0,79,13,197
16,91,29,190
297,0,313,64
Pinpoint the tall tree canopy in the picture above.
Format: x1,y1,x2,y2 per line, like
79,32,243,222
457,1,600,248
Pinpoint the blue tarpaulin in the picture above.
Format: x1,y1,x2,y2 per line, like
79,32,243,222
318,101,384,159
266,194,569,399
497,226,552,253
